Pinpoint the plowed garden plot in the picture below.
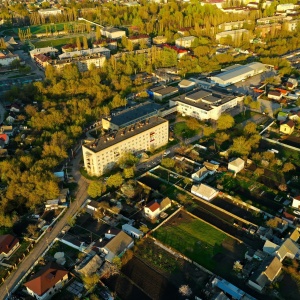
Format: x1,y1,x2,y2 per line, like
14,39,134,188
211,197,263,225
152,210,247,275
104,256,182,300
190,206,263,250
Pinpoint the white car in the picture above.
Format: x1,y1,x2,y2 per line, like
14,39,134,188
293,210,300,216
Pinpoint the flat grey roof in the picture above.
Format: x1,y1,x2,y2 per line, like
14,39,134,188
151,86,178,95
173,88,237,111
213,65,253,81
84,116,168,153
186,90,212,101
107,101,162,126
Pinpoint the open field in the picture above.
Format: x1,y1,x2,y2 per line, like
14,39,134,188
33,36,85,49
13,22,86,35
152,210,247,273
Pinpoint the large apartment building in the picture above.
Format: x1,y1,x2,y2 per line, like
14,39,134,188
169,88,243,121
82,117,169,176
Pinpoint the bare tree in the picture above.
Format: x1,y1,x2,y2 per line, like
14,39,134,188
179,285,192,297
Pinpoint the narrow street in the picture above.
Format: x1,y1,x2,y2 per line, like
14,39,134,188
1,150,89,300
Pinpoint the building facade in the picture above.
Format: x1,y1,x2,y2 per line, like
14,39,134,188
169,88,243,121
82,117,169,176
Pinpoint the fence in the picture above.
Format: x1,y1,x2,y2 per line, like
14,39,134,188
262,137,300,152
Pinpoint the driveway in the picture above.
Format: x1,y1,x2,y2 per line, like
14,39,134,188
1,150,89,299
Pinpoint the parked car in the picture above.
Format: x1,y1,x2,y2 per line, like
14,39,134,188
163,150,170,157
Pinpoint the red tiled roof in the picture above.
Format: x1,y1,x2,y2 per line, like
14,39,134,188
146,201,160,212
0,234,19,255
24,262,68,296
284,119,295,128
128,34,150,40
34,54,50,62
283,212,296,221
0,134,8,142
294,195,300,200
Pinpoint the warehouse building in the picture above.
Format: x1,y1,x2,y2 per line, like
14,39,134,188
169,87,243,120
148,86,179,101
210,62,266,87
102,101,162,130
82,117,169,176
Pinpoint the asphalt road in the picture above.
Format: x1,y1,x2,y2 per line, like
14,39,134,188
1,150,89,300
2,133,201,299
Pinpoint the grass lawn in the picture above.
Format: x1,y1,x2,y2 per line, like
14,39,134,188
33,36,84,49
14,22,86,35
174,122,196,139
153,217,227,270
234,110,255,124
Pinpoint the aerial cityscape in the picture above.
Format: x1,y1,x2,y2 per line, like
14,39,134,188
0,0,300,299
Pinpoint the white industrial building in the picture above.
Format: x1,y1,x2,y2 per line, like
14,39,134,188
169,87,243,121
0,51,19,67
210,62,266,87
101,27,126,39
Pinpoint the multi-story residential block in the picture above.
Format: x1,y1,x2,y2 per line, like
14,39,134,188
101,27,126,39
152,36,167,45
50,54,106,72
58,47,110,60
256,15,291,24
29,47,59,60
102,101,162,130
82,117,169,176
128,35,151,45
175,36,196,48
216,29,249,42
218,20,252,31
38,8,62,17
169,88,243,121
256,23,282,38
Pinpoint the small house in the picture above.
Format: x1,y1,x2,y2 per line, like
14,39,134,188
228,158,244,174
0,134,9,147
175,36,196,48
277,111,288,121
0,234,19,260
191,183,218,201
24,262,69,300
45,199,59,210
248,257,282,291
280,119,295,135
289,229,300,242
122,224,143,239
263,239,279,255
292,195,300,209
100,231,134,262
275,238,299,261
289,111,300,122
191,166,213,182
86,199,100,214
268,90,282,101
203,161,219,171
144,197,171,220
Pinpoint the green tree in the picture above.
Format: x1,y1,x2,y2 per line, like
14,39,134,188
215,132,230,146
161,158,175,168
139,224,149,234
106,173,123,188
282,162,296,173
87,181,106,198
186,118,201,131
123,167,135,179
244,122,257,135
82,36,89,50
82,273,100,290
76,36,82,51
217,114,235,131
112,256,122,269
230,136,251,156
118,152,139,169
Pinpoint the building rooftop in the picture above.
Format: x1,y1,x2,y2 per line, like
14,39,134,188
0,234,19,255
83,116,168,153
59,47,110,59
174,88,237,111
150,86,178,96
104,231,133,255
24,262,68,296
105,101,161,127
